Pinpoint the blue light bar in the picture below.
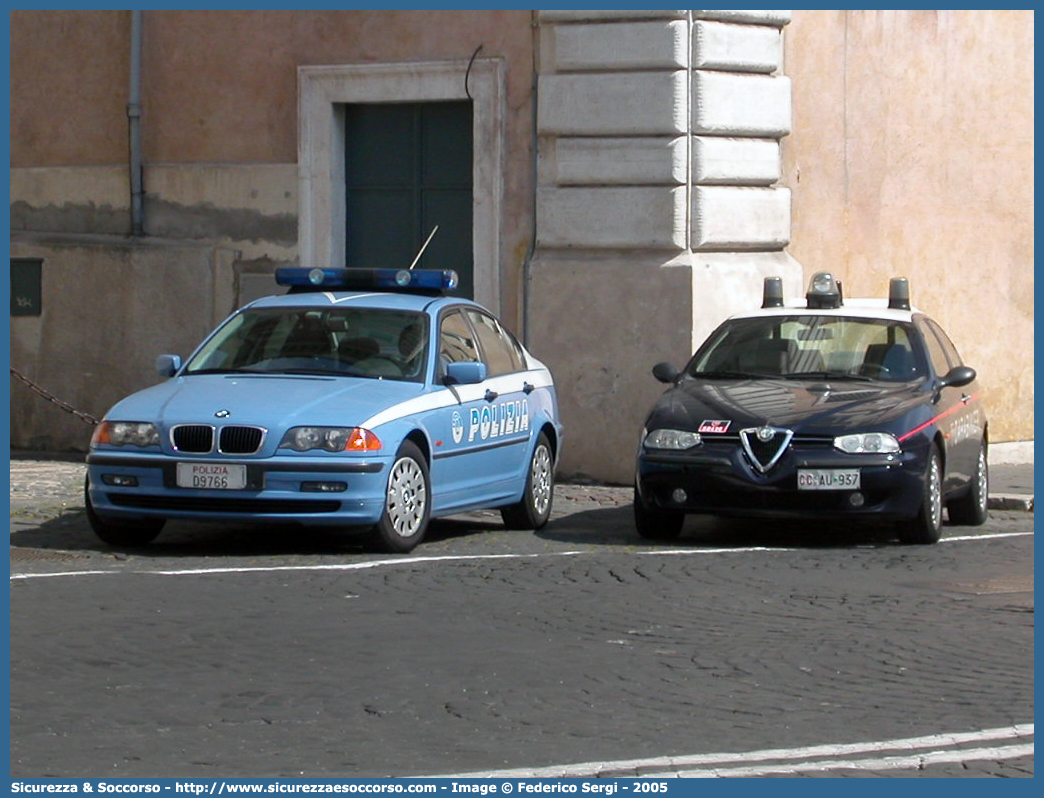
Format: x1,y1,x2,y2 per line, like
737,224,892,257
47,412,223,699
275,267,460,293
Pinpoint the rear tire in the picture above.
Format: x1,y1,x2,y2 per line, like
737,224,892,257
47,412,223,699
501,433,555,530
898,445,943,544
84,476,164,547
368,441,430,553
946,438,989,526
633,483,684,540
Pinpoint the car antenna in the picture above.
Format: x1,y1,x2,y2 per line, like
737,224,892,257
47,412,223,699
407,225,439,270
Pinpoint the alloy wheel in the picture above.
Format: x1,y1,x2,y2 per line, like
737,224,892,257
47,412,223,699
531,444,553,517
386,456,427,538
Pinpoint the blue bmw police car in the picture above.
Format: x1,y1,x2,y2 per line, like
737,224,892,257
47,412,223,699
634,273,988,545
86,268,562,553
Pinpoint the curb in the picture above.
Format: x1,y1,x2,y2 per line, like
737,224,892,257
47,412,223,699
988,494,1034,512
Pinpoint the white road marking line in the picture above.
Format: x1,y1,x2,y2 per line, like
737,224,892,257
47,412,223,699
944,531,1032,542
9,531,1033,581
425,725,1034,778
663,743,1036,778
8,555,580,580
10,569,117,580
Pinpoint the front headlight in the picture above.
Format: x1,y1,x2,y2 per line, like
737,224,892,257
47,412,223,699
834,432,900,454
644,429,702,450
91,421,161,448
279,426,382,453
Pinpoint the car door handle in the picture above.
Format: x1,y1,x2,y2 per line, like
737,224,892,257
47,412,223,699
523,381,534,394
484,389,499,402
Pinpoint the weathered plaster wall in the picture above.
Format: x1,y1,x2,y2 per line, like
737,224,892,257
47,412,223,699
10,165,298,265
782,9,1034,443
10,10,129,167
147,8,535,328
9,9,536,323
9,10,536,452
9,237,237,451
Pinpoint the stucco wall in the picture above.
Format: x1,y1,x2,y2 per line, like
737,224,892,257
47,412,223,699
782,9,1034,444
10,9,536,326
10,11,129,167
9,237,238,451
9,10,537,452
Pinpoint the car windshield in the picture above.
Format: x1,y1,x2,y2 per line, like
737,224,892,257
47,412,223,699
688,315,926,383
184,307,429,382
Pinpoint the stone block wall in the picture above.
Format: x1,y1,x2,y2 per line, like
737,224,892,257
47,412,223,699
528,10,802,483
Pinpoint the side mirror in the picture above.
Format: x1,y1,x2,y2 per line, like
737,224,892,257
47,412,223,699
445,361,487,385
652,362,680,384
939,365,976,388
155,354,182,378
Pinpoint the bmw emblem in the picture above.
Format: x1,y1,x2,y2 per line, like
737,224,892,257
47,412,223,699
215,409,231,419
756,426,775,442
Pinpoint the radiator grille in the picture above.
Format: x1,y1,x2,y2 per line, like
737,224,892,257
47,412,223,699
219,426,265,454
172,425,213,453
739,427,794,473
171,424,265,454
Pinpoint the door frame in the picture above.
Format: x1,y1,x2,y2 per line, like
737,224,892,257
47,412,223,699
298,59,504,312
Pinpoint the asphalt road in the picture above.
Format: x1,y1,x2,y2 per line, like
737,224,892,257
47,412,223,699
9,461,1035,779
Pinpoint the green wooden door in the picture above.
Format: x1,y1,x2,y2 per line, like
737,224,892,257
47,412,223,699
345,102,474,298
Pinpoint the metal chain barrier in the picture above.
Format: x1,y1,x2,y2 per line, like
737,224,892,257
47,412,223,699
10,367,100,426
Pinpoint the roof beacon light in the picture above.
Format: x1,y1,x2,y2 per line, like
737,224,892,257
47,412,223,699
275,267,460,294
806,271,842,309
762,276,785,308
888,277,911,310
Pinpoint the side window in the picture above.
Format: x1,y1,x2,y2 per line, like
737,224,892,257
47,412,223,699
925,318,964,367
465,309,524,377
439,310,480,364
916,319,952,378
502,325,528,371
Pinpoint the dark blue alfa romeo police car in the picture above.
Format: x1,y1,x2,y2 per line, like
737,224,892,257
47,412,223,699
634,273,988,544
86,268,562,553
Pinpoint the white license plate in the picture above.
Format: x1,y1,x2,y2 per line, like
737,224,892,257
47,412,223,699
176,462,248,490
797,468,860,490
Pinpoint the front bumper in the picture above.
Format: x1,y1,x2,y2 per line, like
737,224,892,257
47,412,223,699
636,440,927,521
86,451,390,527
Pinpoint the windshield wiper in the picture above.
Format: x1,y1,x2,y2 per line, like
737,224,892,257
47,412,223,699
690,370,774,380
184,367,266,375
266,368,343,377
782,370,875,382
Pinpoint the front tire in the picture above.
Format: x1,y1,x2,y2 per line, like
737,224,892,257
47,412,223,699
633,482,684,540
898,445,943,544
501,433,555,530
947,438,989,526
84,477,164,547
368,441,430,553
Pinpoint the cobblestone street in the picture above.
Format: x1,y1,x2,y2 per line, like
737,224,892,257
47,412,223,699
9,452,1035,778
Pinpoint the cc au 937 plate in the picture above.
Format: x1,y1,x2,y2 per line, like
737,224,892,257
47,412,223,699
797,468,860,490
176,462,248,490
